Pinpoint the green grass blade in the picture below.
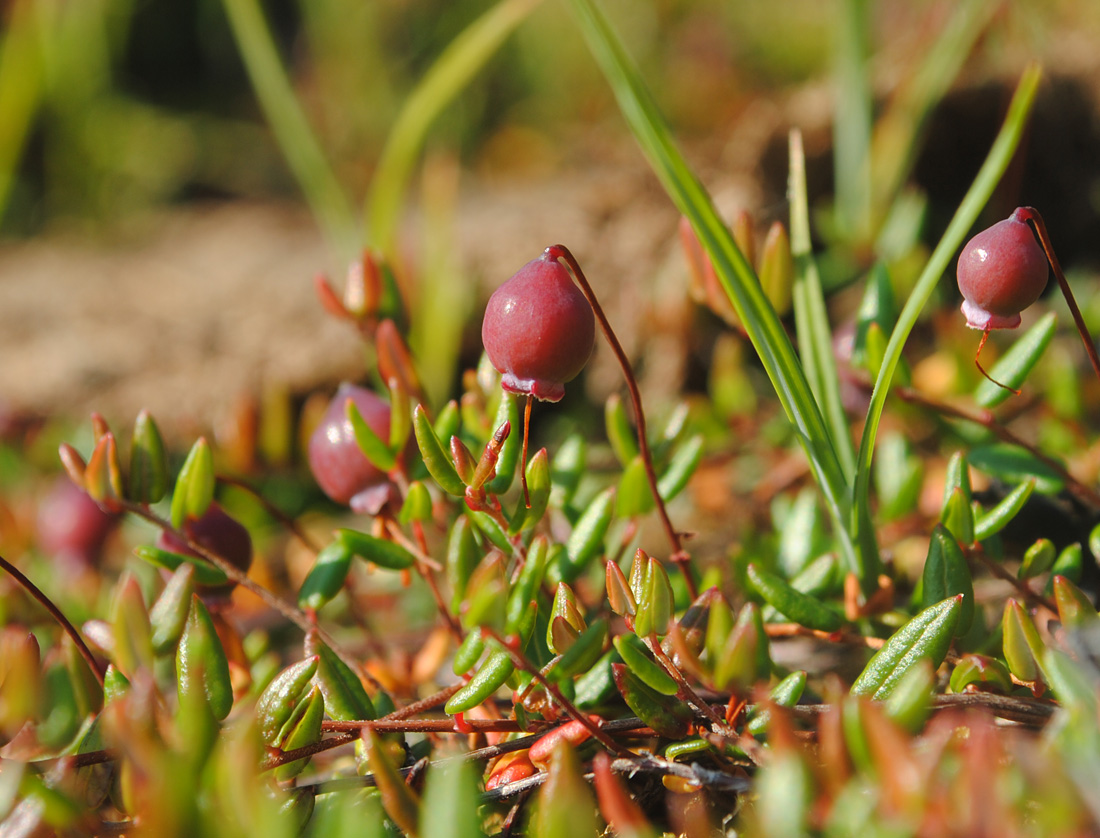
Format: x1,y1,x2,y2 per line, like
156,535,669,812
833,0,873,243
568,0,860,579
0,0,42,226
871,0,996,220
220,0,356,256
789,130,857,478
851,64,1042,575
365,0,542,255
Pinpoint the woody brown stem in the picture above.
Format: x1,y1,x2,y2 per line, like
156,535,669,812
546,244,697,600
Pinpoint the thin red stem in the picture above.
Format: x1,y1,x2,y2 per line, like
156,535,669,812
546,245,697,600
1018,207,1100,385
521,394,532,508
0,553,104,686
974,329,1020,395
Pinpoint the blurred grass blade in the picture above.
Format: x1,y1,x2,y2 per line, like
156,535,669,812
851,64,1042,585
220,0,355,255
568,0,861,583
871,0,997,218
833,0,873,243
975,312,1057,407
789,129,855,477
0,0,42,226
366,0,542,254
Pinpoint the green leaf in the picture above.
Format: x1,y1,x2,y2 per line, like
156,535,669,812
1053,575,1100,631
605,393,639,466
176,595,234,722
307,635,375,722
657,433,704,503
446,516,480,613
413,404,466,496
949,654,1011,694
128,410,168,505
852,264,898,370
561,487,615,583
512,448,551,533
1018,537,1056,581
170,437,214,528
336,528,415,571
1002,599,1045,686
420,759,486,838
613,634,677,696
150,564,196,655
256,656,319,743
297,542,354,611
550,434,586,509
940,487,974,546
273,685,325,781
975,311,1057,407
399,481,433,525
616,456,654,518
348,398,397,472
746,670,807,737
776,488,822,577
921,525,974,634
612,663,692,739
534,739,598,838
112,574,154,679
966,443,1065,495
975,478,1036,542
883,659,933,733
444,650,514,715
851,596,963,699
552,619,609,682
746,563,842,632
134,545,228,587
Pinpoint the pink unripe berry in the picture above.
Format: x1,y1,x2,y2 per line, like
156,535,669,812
307,382,397,514
957,207,1049,330
158,502,252,600
36,477,118,567
481,254,595,402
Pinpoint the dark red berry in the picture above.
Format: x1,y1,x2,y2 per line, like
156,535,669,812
307,382,398,514
36,477,118,567
158,502,252,600
957,208,1049,330
481,254,595,403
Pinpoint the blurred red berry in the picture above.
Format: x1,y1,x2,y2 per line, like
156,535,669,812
158,502,252,601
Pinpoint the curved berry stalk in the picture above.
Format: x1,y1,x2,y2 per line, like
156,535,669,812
958,206,1100,392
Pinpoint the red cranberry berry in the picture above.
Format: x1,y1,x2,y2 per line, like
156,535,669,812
481,253,595,403
307,382,398,515
158,502,252,601
957,208,1049,331
36,477,118,568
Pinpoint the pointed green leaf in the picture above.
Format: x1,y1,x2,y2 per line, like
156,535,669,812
420,758,486,838
128,410,168,505
921,525,974,634
746,563,842,632
336,528,415,571
150,563,196,655
612,663,692,739
976,311,1057,407
613,634,677,696
949,653,1012,694
444,650,514,714
1053,575,1100,631
561,487,615,583
347,397,397,472
851,596,963,699
534,739,598,838
399,481,433,525
176,595,233,721
297,541,354,611
256,656,319,743
616,456,654,518
511,448,550,533
657,433,704,503
550,434,586,509
1018,537,1056,581
170,437,214,528
112,574,155,679
413,404,465,496
446,515,481,613
306,635,375,721
274,686,326,781
133,544,228,586
940,487,974,546
968,444,1065,495
605,393,639,466
1002,599,1045,685
975,478,1036,543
